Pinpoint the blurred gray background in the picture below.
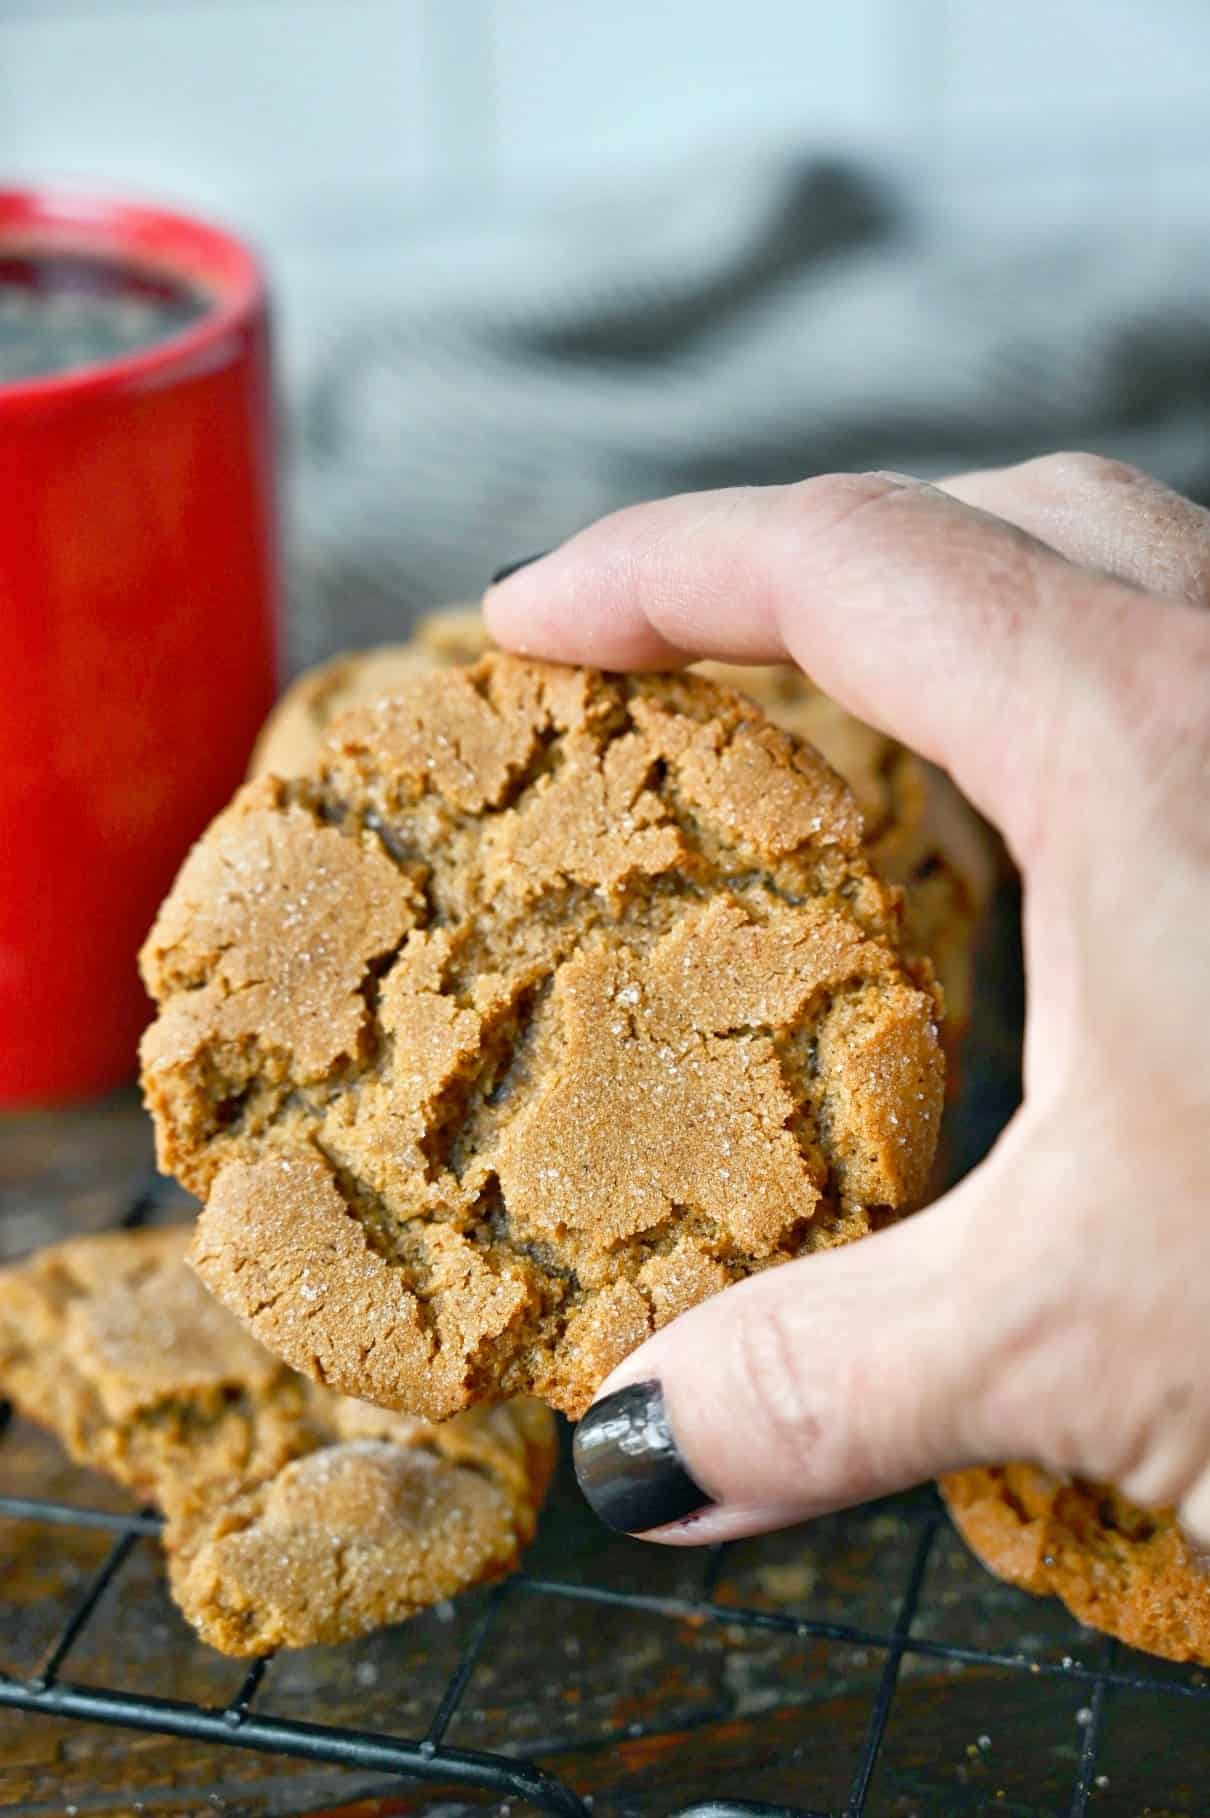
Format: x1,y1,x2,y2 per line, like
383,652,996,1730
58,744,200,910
5,0,1210,664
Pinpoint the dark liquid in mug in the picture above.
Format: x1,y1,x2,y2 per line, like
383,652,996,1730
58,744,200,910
0,252,210,384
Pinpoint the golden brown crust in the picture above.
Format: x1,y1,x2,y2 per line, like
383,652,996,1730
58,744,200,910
145,650,943,1421
252,614,994,1063
248,645,439,783
0,1228,556,1656
246,608,489,783
940,1464,1210,1666
696,660,995,1052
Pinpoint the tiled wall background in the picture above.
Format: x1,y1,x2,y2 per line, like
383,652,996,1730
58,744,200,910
3,0,1209,363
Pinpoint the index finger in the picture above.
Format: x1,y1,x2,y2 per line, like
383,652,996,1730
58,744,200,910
483,471,1146,857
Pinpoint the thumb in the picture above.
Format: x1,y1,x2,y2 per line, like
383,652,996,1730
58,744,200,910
572,1150,1033,1542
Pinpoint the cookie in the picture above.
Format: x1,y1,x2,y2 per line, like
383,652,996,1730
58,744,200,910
697,660,995,1056
0,1227,556,1655
247,608,487,782
142,651,944,1422
252,611,993,1061
940,1465,1210,1665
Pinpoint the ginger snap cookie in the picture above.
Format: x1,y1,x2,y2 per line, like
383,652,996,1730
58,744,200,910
142,650,945,1422
0,1227,556,1655
697,659,995,1057
247,608,487,781
940,1465,1210,1665
253,610,993,1062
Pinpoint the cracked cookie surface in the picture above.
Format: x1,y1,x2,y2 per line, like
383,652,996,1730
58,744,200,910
696,659,994,1059
143,651,944,1421
941,1464,1210,1665
0,1227,556,1655
252,610,993,1062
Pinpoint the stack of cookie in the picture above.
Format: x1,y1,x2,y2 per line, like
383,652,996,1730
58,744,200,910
4,617,1200,1668
3,631,948,1656
248,619,1210,1669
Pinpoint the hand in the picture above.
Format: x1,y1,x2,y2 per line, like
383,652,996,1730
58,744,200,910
484,454,1210,1545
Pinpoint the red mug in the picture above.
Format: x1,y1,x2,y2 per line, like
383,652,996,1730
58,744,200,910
0,189,278,1105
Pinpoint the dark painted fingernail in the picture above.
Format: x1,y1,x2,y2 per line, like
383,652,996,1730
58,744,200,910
490,552,550,587
573,1379,713,1534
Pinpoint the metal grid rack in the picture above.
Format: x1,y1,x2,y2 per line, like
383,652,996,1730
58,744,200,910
2,1173,1208,1817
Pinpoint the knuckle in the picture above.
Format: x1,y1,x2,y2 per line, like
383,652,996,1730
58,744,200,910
790,470,908,535
1029,450,1149,495
731,1293,824,1462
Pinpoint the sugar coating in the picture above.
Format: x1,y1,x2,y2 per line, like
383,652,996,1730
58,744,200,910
941,1465,1210,1666
0,1227,556,1655
250,610,994,1059
696,658,995,1054
143,651,944,1421
246,607,486,781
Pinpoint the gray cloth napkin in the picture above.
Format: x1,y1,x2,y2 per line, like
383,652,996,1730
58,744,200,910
289,152,1210,669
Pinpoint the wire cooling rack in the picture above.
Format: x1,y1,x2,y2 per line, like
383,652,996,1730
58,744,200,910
2,1166,1208,1817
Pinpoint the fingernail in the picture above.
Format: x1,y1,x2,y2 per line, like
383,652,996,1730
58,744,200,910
489,552,550,587
573,1379,713,1534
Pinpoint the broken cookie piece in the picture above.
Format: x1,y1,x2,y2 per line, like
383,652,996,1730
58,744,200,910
940,1464,1210,1666
0,1227,556,1655
143,652,945,1421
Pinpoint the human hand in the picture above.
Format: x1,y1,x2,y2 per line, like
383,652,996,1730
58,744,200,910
484,454,1210,1545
